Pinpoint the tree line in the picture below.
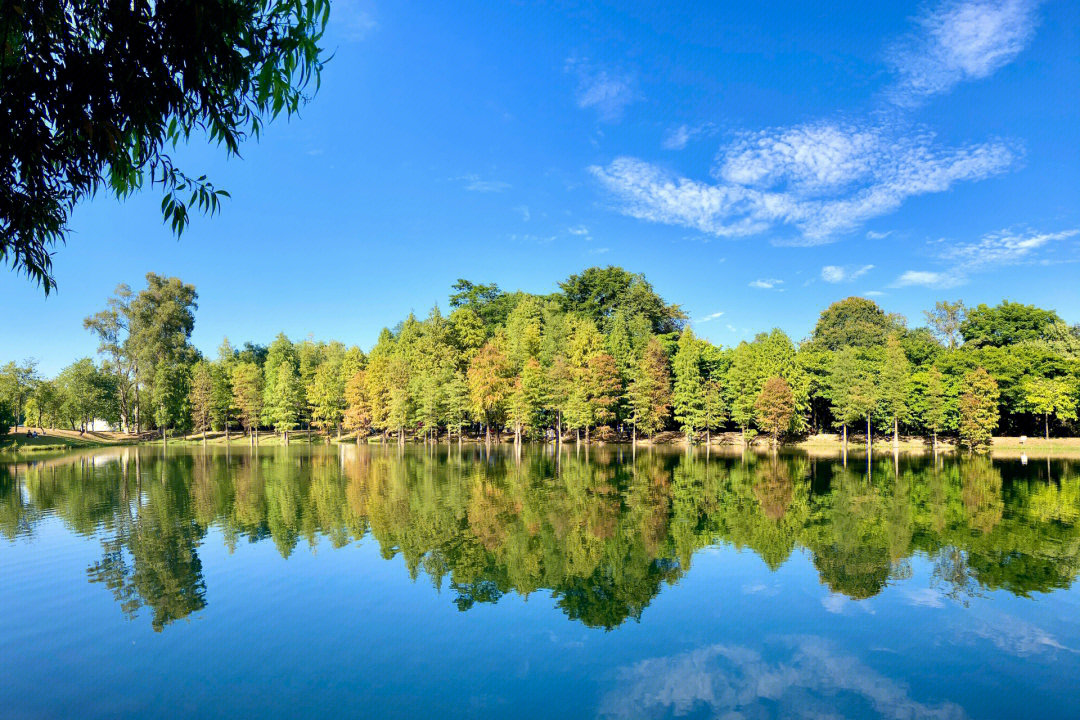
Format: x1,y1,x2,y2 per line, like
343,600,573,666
3,267,1079,448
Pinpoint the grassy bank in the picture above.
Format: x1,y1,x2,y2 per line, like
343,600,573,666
1,428,138,453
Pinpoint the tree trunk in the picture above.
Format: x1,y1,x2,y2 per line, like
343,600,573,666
632,422,636,446
893,416,899,449
842,424,847,452
1046,413,1050,441
932,429,938,454
866,418,872,453
575,428,580,444
706,428,711,446
586,426,590,444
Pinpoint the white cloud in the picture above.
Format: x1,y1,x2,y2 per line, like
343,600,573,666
334,0,379,41
662,123,715,150
567,225,590,236
516,205,530,222
867,230,893,239
822,264,874,283
749,278,783,289
566,59,638,121
695,311,725,324
864,290,886,297
887,0,1040,104
588,247,610,255
591,123,1017,242
892,227,1078,288
891,270,961,288
456,174,510,192
941,228,1078,269
600,639,967,720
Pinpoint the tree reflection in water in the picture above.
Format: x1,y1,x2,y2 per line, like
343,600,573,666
2,446,1078,631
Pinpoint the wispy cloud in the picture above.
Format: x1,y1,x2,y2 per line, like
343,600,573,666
455,174,510,193
866,230,893,239
886,0,1040,104
600,639,966,720
588,247,610,255
822,264,874,283
591,124,1017,242
892,227,1078,287
749,278,784,290
515,205,530,222
566,58,638,122
567,225,590,236
695,311,725,324
662,123,715,150
334,0,379,41
590,0,1039,242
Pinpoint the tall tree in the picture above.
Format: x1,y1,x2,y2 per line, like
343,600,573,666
701,378,726,446
755,377,794,447
267,362,303,436
230,362,263,436
152,362,190,442
880,334,912,447
812,297,892,351
0,359,38,431
627,337,671,442
959,368,999,449
922,366,948,451
1024,376,1078,440
189,361,214,438
583,352,622,442
467,340,511,443
309,361,346,438
2,0,330,291
924,301,966,348
672,329,704,442
344,370,372,442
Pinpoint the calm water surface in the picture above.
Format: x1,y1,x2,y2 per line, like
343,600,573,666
2,445,1079,719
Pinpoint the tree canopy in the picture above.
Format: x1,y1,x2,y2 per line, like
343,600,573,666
0,0,330,291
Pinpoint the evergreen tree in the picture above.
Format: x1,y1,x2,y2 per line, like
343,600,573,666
628,337,671,441
442,371,471,442
344,370,373,441
188,361,214,437
309,361,346,438
880,334,912,446
230,362,263,435
959,368,999,449
702,378,726,445
267,362,303,435
672,329,704,442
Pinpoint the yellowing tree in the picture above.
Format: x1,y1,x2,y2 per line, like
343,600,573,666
755,376,794,447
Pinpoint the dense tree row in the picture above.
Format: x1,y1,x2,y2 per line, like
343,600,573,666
4,448,1078,629
3,267,1079,448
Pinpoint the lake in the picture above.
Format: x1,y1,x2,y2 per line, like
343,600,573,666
2,445,1079,719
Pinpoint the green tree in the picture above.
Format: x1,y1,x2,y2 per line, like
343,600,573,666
1024,376,1078,440
702,378,726,445
267,362,303,436
755,377,794,447
2,0,330,291
309,361,346,438
442,371,471,442
921,366,950,450
672,329,704,442
230,362,263,436
152,363,191,441
813,297,892,351
509,358,549,442
627,337,671,441
0,359,38,431
189,361,215,438
726,342,758,441
961,301,1064,348
880,334,912,446
558,266,686,334
924,301,966,348
959,368,999,449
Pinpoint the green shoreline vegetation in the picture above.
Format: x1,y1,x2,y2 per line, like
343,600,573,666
3,267,1079,454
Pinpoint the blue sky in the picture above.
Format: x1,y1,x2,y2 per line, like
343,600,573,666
4,0,1079,374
